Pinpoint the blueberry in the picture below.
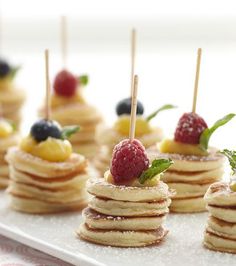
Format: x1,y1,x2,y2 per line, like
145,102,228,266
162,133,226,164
30,119,62,142
116,97,144,116
0,59,10,78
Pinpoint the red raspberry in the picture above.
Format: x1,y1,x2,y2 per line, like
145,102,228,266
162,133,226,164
174,112,208,144
53,70,78,97
110,139,149,183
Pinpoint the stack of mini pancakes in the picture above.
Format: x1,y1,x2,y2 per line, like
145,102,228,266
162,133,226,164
50,103,103,159
147,147,224,213
204,182,236,253
77,175,173,247
6,147,90,213
94,123,163,174
0,133,20,188
0,89,25,127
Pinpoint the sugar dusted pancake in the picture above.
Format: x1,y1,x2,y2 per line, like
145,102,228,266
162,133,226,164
204,179,236,253
83,207,166,230
148,146,224,172
78,223,167,247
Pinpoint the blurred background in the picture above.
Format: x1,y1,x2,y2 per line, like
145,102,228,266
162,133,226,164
1,0,236,149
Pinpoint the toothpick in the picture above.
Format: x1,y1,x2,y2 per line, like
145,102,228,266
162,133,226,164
192,48,202,113
45,49,50,120
61,16,67,68
129,75,138,141
130,28,136,96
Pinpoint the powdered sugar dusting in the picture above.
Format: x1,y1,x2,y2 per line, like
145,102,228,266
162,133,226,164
0,192,235,266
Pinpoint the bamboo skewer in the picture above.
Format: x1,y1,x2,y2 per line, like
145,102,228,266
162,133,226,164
45,49,50,120
192,48,202,113
61,16,67,68
129,75,138,141
130,28,136,96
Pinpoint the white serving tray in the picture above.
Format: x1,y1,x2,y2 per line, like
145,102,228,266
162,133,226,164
0,191,235,266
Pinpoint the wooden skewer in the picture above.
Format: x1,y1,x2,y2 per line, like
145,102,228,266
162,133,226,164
129,75,138,141
192,48,202,113
45,49,50,120
61,16,67,68
130,28,136,96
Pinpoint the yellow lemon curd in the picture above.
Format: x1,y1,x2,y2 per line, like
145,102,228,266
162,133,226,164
20,136,72,162
0,120,14,137
104,170,160,187
159,138,208,156
114,115,152,137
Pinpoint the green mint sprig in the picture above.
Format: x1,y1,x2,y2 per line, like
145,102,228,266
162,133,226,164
139,158,173,184
220,149,236,175
199,113,235,151
146,104,177,122
61,126,80,140
9,66,21,80
79,75,89,86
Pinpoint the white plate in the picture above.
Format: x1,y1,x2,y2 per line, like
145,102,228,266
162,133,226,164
0,191,235,266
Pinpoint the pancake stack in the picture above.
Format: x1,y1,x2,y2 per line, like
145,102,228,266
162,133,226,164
50,102,102,159
6,147,90,213
148,147,224,213
0,89,25,127
78,174,172,247
94,119,163,174
0,133,20,188
204,182,236,253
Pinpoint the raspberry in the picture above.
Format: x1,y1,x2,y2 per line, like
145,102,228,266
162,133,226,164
110,139,149,183
174,112,208,144
53,70,78,97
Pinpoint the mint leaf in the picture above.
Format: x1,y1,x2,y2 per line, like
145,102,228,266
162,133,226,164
220,149,236,175
79,75,89,86
199,113,235,150
146,104,177,122
139,158,173,184
9,66,20,80
61,126,80,140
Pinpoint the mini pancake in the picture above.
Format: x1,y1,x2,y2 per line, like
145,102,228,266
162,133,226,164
9,193,87,214
78,223,167,247
8,181,88,203
147,146,224,172
0,134,20,152
89,197,171,217
83,207,166,230
170,196,206,213
87,178,172,202
50,103,102,125
208,216,236,237
0,89,25,105
0,165,9,177
206,205,236,223
0,177,8,188
204,230,236,254
96,126,163,149
6,147,87,178
9,166,89,189
168,182,212,198
207,222,236,240
204,182,236,206
162,167,223,183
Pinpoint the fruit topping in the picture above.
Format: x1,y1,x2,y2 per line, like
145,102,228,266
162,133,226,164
220,149,236,192
114,115,151,136
0,119,14,138
116,97,144,116
53,70,77,97
174,112,208,144
20,136,72,162
159,139,208,156
0,60,10,78
139,158,173,184
30,119,62,142
110,139,149,183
